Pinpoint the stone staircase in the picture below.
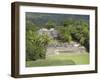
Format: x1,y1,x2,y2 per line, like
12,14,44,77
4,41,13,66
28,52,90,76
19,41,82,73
46,43,86,56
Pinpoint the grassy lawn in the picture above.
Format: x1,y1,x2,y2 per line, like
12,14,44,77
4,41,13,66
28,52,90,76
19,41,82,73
26,53,89,67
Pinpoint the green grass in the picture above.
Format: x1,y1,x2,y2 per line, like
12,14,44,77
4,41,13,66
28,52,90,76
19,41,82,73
26,53,89,67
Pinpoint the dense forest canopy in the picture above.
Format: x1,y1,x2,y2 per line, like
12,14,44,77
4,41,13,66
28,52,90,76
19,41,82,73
26,12,89,27
26,12,89,61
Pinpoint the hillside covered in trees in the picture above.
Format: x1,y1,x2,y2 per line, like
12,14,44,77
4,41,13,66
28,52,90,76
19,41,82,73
26,12,89,27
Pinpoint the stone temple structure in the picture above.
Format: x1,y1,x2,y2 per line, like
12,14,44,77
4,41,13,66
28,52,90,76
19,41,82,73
38,28,58,39
38,28,86,56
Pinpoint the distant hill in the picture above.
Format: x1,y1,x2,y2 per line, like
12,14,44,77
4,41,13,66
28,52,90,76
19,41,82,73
26,12,89,27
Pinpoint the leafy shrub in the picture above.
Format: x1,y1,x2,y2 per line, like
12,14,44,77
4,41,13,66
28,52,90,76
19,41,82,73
26,29,51,61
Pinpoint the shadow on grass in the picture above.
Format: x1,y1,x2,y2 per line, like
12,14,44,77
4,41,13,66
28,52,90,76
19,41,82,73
64,60,76,65
26,59,76,67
